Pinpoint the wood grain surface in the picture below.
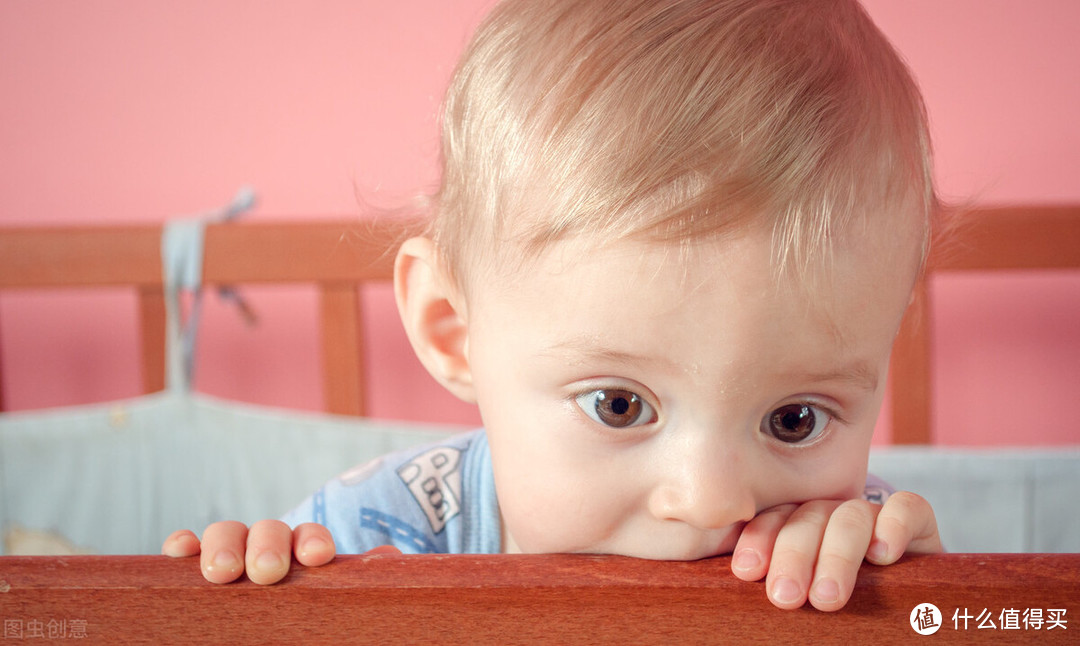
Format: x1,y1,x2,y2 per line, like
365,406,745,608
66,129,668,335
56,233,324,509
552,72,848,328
2,553,1076,643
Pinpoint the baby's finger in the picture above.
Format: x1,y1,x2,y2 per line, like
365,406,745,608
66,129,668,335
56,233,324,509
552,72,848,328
867,491,943,564
730,503,798,582
199,521,249,584
245,519,295,585
765,500,841,610
293,522,337,566
807,499,876,612
364,545,403,556
161,529,201,558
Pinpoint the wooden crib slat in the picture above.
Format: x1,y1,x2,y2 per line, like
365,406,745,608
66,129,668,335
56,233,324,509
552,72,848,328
137,287,168,395
320,284,365,416
890,280,932,445
2,553,1076,643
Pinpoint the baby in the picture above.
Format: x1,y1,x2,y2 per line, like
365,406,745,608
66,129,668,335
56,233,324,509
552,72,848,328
163,0,943,611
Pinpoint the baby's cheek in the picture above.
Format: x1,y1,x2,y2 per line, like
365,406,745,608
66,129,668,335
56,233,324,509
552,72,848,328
495,478,556,552
813,474,866,503
498,480,606,553
795,444,871,502
760,461,867,509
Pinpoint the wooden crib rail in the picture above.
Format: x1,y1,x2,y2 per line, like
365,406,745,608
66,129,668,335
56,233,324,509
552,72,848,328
2,553,1076,643
2,205,1079,435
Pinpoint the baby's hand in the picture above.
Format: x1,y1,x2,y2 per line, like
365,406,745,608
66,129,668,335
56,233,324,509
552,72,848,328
161,520,337,584
730,492,942,611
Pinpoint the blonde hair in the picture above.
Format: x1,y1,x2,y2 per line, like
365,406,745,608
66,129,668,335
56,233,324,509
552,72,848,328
432,0,937,286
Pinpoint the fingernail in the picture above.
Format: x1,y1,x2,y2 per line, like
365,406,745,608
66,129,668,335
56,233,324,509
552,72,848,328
812,578,839,604
732,549,761,572
209,550,240,573
300,537,328,558
255,550,285,572
771,577,802,605
867,538,889,562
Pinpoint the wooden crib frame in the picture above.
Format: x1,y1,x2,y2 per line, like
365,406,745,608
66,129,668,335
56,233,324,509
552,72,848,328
889,204,1080,443
1,207,1079,641
2,205,1078,441
4,553,1078,642
0,220,403,417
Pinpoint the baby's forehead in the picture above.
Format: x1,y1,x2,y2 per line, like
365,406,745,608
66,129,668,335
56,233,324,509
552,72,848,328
481,226,913,357
481,213,920,293
464,227,913,389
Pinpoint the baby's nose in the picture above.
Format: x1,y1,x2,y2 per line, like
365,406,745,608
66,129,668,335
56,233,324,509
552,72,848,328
646,442,756,530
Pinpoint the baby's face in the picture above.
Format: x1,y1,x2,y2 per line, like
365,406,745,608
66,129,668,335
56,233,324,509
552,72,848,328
463,224,918,559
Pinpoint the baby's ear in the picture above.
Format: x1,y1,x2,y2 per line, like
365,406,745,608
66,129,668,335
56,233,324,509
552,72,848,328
394,237,475,403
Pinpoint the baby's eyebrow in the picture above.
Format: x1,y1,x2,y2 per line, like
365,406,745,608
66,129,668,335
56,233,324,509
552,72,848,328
543,337,880,392
541,337,681,372
790,364,880,393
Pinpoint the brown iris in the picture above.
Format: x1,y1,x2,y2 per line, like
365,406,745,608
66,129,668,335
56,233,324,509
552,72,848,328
594,389,644,427
768,404,817,443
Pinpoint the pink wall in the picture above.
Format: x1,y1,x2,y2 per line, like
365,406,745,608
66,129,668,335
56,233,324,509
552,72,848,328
1,1,1078,445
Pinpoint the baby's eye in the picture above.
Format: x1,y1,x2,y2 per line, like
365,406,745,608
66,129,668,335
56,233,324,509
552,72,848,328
575,389,657,429
762,403,831,444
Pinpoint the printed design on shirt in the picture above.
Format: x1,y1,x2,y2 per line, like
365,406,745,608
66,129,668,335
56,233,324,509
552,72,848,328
338,457,385,487
360,507,438,553
312,487,327,526
396,445,463,535
863,484,890,505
